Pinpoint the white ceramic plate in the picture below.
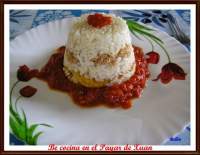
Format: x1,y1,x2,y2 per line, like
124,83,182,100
10,18,190,145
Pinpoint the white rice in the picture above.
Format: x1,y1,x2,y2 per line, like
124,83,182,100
63,13,136,85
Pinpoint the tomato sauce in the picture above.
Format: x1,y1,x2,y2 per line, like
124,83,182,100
87,13,112,28
18,46,149,109
32,46,149,109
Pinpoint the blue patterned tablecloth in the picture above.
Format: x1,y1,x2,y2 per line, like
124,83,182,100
9,9,190,145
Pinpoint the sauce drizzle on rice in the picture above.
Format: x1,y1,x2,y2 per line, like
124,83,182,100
87,13,112,28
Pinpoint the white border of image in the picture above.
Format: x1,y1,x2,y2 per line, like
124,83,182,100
4,4,196,151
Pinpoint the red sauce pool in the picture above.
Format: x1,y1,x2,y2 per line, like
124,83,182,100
34,46,149,109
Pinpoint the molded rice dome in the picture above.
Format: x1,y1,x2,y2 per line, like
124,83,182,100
63,13,136,87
